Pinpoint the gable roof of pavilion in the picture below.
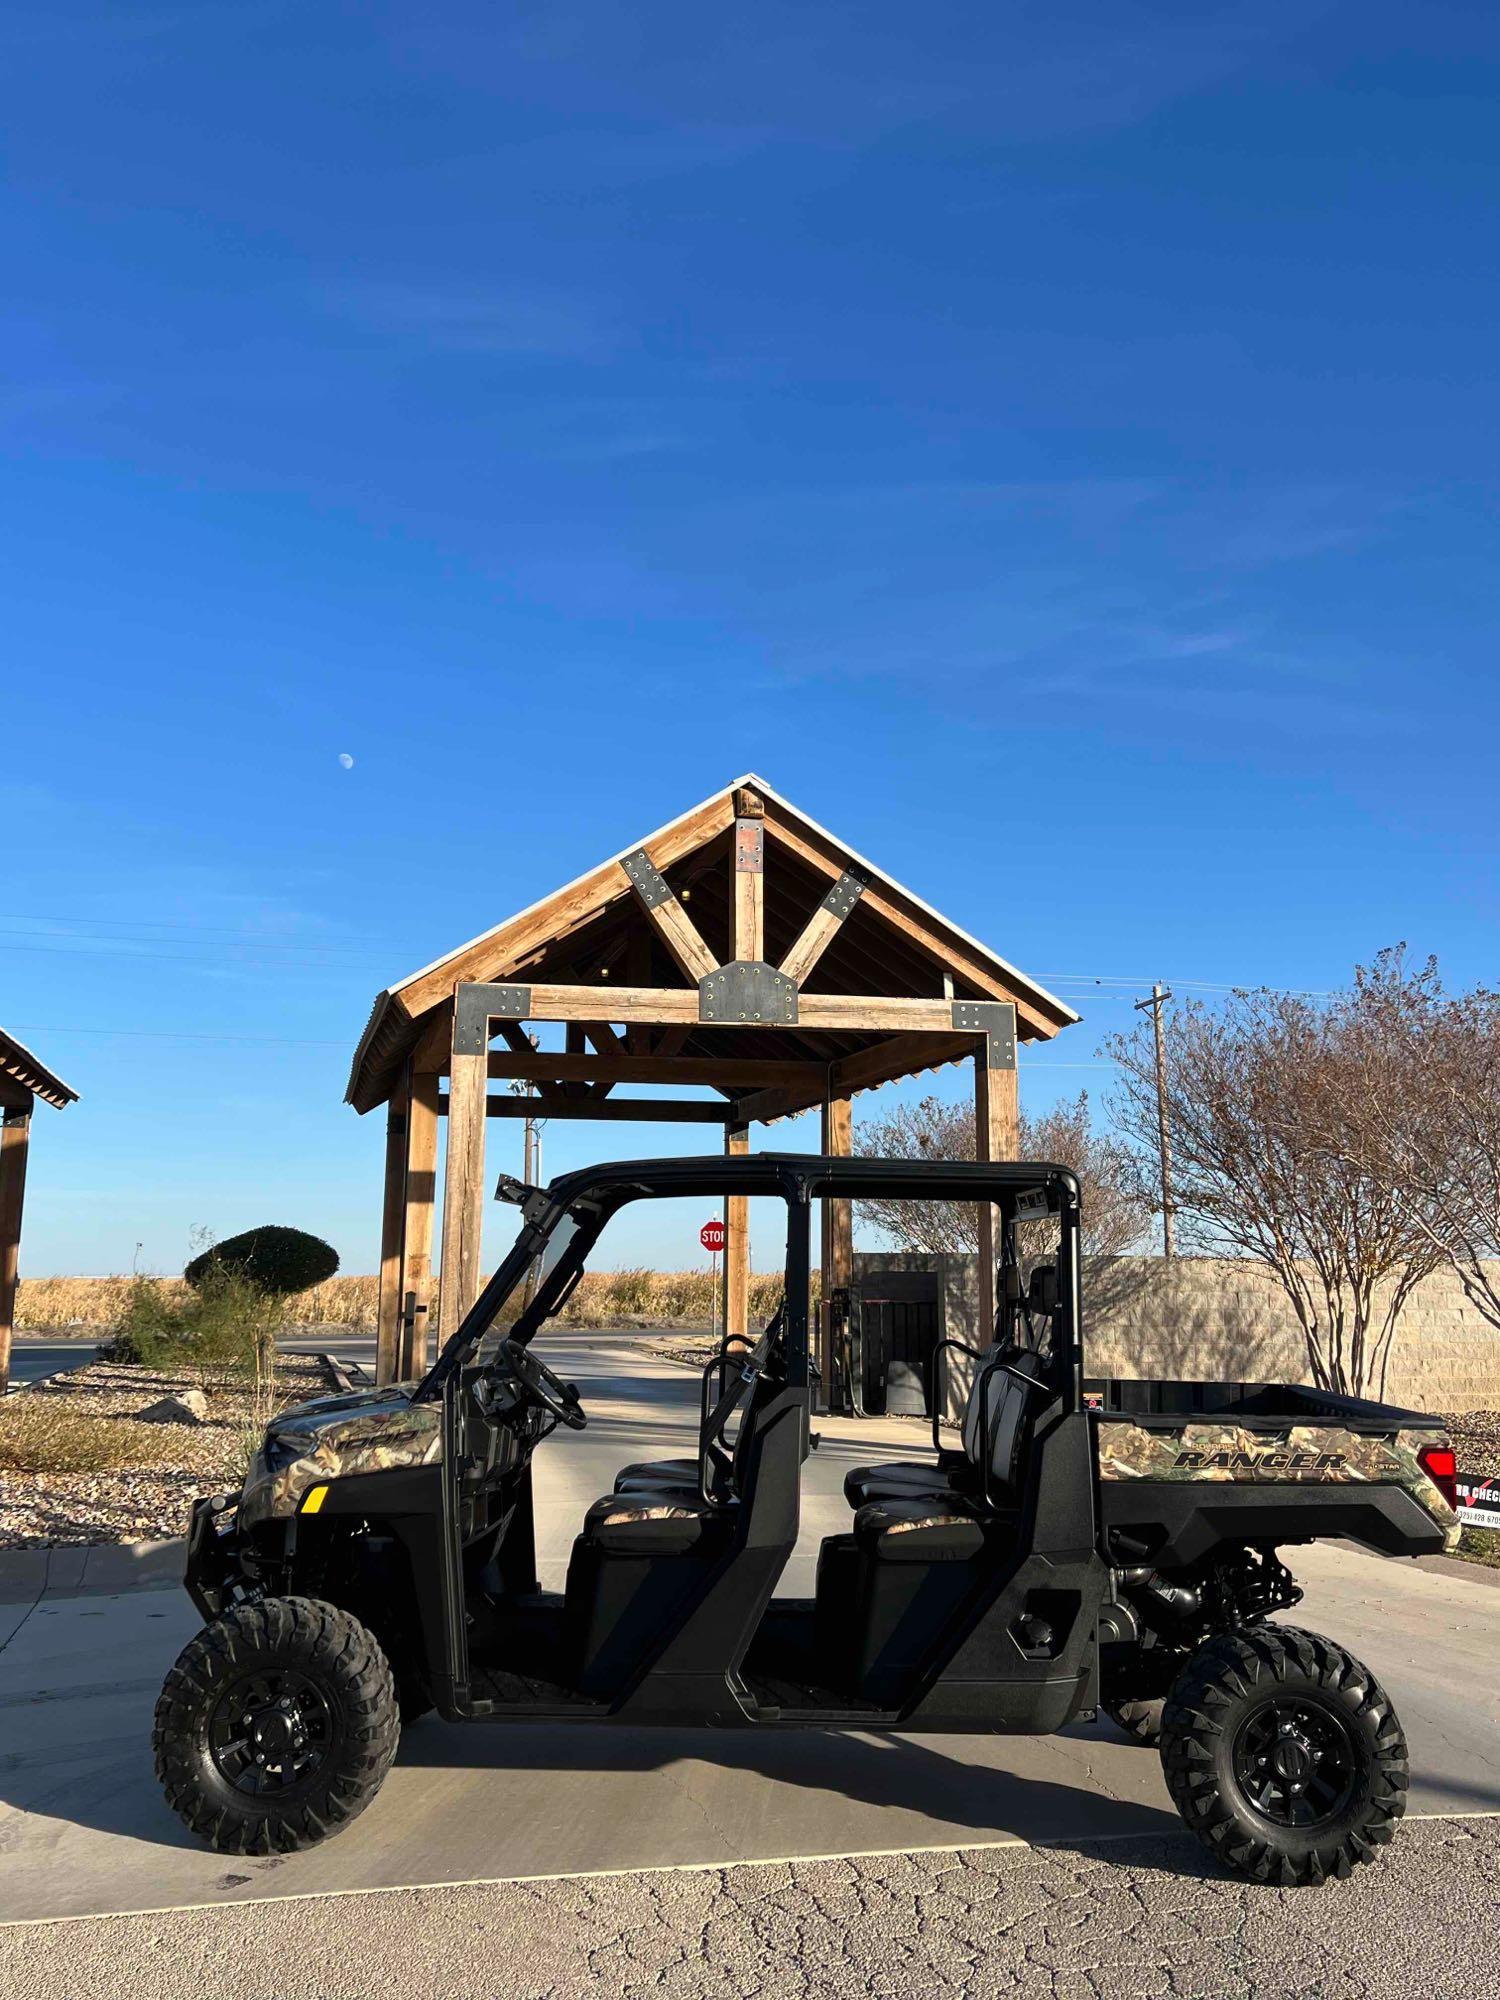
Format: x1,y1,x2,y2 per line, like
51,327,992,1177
346,773,1079,1116
0,1024,79,1110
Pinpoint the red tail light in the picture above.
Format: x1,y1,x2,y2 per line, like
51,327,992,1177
1418,1443,1458,1512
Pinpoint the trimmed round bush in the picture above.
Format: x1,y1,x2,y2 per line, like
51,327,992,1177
185,1226,340,1298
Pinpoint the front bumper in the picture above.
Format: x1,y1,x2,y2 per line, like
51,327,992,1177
184,1491,247,1621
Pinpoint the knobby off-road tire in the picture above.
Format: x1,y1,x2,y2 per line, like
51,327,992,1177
1104,1695,1165,1745
1160,1624,1408,1886
154,1595,400,1854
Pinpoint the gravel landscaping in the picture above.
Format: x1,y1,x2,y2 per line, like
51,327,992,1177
0,1355,326,1550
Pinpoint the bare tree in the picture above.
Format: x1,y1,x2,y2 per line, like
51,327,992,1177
854,1090,1149,1312
1341,951,1500,1333
1105,966,1444,1400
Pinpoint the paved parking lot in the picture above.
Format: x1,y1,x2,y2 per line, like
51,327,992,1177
2,1334,1497,1993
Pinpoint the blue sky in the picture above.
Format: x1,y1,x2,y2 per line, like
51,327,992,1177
4,3,1498,1277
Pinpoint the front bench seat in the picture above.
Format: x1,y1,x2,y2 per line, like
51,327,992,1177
579,1490,729,1554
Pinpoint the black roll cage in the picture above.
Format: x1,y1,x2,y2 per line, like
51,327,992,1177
420,1154,1084,1415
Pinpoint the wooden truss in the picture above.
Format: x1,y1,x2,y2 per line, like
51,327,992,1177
360,780,1072,1385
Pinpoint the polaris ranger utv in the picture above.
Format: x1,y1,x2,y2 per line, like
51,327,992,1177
156,1157,1460,1885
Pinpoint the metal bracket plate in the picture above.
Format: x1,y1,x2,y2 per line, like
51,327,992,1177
699,960,799,1025
735,819,764,872
621,847,671,910
952,999,1017,1070
820,870,866,921
452,982,533,1056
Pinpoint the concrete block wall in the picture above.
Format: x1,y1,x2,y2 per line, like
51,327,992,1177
854,1251,1500,1415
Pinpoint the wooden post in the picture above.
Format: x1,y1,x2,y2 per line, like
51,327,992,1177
0,1108,32,1398
374,1075,410,1386
439,1003,489,1341
820,1091,853,1405
973,1017,1019,1348
733,793,764,962
724,1122,750,1341
401,1070,440,1376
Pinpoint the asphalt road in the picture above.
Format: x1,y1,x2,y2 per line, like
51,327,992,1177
3,1819,1496,2000
1,1334,1497,1971
3,1337,101,1389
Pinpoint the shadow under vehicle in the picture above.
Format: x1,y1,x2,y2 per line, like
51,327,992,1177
155,1156,1461,1886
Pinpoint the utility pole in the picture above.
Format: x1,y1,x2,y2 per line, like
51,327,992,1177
512,1035,546,1303
1134,983,1177,1259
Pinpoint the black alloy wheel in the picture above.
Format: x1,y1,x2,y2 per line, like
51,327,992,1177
1231,1694,1357,1829
208,1666,337,1796
1159,1624,1408,1886
155,1595,400,1854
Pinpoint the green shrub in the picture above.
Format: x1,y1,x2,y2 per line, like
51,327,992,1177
109,1271,284,1376
184,1226,339,1298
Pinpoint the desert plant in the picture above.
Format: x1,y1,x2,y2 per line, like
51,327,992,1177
109,1271,286,1379
185,1225,339,1298
0,1395,169,1475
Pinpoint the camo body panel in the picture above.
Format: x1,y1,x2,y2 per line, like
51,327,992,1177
239,1386,444,1528
1095,1419,1459,1551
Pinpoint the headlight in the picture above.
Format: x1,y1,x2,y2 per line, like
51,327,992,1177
207,1492,240,1537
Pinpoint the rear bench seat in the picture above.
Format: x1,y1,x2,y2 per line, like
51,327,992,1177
842,1342,1041,1511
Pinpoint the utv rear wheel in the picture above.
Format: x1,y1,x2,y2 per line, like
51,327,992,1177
1160,1625,1407,1886
1104,1695,1164,1745
154,1596,400,1853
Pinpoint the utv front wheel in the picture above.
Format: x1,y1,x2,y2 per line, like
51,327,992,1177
154,1595,400,1853
1160,1625,1407,1885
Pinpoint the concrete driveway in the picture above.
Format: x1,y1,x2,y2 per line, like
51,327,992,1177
2,1334,1497,1929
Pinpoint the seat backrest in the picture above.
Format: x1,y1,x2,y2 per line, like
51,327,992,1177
983,1346,1050,1494
960,1345,1016,1464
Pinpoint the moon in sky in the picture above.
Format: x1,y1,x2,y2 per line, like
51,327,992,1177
338,752,355,770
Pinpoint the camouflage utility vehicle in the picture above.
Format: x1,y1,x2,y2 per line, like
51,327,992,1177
155,1157,1460,1885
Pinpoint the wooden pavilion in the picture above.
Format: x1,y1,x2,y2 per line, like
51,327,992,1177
347,776,1078,1390
0,1025,79,1395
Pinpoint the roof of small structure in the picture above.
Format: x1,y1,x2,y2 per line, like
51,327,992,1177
346,773,1078,1117
0,1024,79,1110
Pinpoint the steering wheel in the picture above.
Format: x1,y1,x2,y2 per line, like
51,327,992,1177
495,1336,588,1431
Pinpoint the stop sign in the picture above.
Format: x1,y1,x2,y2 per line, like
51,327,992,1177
700,1219,726,1253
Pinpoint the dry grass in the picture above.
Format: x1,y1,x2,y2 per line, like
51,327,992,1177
0,1395,170,1475
18,1269,800,1334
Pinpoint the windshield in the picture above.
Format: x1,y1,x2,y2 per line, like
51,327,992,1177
471,1202,597,1362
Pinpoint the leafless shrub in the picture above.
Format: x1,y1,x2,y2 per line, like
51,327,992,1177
1105,961,1444,1399
1338,952,1500,1336
854,1090,1151,1315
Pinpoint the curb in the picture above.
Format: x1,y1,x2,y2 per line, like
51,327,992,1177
0,1537,183,1607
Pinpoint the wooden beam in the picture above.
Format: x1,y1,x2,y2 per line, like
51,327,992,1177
730,1032,972,1127
733,815,764,962
759,809,1062,1040
375,1073,410,1387
486,1051,825,1089
0,1109,31,1398
973,1019,1019,1351
441,1095,733,1124
494,983,959,1031
401,1071,440,1377
438,1006,488,1342
619,852,719,983
724,1122,750,1340
780,872,865,985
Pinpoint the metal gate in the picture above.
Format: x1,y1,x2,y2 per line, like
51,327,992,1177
852,1271,942,1417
